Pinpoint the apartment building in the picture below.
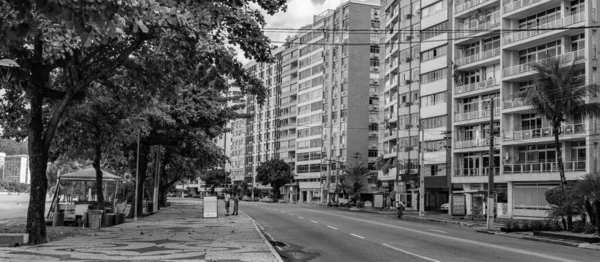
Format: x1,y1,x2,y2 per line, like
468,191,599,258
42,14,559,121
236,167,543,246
215,85,246,184
235,1,382,203
451,0,600,218
379,0,452,211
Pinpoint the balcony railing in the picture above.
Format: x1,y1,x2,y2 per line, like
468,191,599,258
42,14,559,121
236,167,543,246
455,138,500,149
503,161,586,174
503,123,586,141
455,78,499,94
455,17,500,38
455,0,494,14
455,48,500,66
504,19,563,45
454,107,500,122
503,49,585,77
454,167,500,177
503,97,526,109
503,0,543,14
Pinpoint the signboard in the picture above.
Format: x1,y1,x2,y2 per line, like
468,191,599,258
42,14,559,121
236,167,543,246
203,196,218,218
452,195,466,216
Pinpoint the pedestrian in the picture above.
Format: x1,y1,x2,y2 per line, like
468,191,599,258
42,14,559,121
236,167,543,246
232,193,239,216
224,192,231,215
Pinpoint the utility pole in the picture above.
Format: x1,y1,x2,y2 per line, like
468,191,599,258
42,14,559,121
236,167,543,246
487,98,495,230
335,156,340,203
443,132,452,215
419,128,425,217
153,146,161,211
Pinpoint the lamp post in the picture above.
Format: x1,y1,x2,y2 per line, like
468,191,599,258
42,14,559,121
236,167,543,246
134,132,140,222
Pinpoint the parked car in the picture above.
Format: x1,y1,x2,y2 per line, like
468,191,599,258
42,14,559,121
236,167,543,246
262,197,274,203
242,196,251,201
440,203,449,211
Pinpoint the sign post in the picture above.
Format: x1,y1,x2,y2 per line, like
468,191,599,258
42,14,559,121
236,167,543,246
203,196,218,218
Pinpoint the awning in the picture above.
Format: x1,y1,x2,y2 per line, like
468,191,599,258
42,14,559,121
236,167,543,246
59,167,122,182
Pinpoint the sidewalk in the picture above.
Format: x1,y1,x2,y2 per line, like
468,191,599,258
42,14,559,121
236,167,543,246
0,199,282,261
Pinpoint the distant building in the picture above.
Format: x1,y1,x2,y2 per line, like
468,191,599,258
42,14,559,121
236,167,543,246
1,154,29,184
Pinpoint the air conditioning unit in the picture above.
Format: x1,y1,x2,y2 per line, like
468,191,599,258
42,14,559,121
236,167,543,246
415,10,421,14
405,14,413,19
404,147,413,152
404,80,412,85
405,124,413,129
373,67,379,71
404,57,412,62
404,101,413,107
342,104,347,109
405,35,413,41
341,91,348,96
340,143,346,148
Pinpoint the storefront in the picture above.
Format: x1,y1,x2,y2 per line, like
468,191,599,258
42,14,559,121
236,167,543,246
510,182,557,218
452,183,508,218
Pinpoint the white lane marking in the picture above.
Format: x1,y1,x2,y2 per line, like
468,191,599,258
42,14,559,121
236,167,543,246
289,213,294,216
382,243,439,262
298,217,304,219
307,209,581,262
350,233,365,239
310,220,319,224
327,225,338,230
280,211,285,213
427,229,448,234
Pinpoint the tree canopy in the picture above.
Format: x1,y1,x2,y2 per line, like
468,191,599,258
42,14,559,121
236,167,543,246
256,159,292,200
0,0,287,244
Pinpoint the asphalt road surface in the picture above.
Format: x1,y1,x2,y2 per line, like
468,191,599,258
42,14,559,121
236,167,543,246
242,202,599,262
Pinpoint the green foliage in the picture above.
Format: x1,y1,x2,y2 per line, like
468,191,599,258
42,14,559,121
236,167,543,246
256,159,293,200
504,218,563,233
200,169,230,193
341,163,372,202
0,139,27,155
0,180,29,193
356,201,365,208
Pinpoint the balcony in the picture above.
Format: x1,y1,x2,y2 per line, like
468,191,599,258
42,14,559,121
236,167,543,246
454,108,500,123
503,49,585,78
503,123,586,141
455,48,500,68
455,0,496,17
455,16,500,39
455,138,500,150
503,0,549,18
503,161,586,174
503,13,585,47
454,167,500,177
455,78,499,97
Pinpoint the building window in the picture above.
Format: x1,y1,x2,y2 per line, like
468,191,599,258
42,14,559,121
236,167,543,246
370,45,380,54
420,68,447,84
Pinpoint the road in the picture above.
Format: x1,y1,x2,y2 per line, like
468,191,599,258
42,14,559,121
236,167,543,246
242,202,598,262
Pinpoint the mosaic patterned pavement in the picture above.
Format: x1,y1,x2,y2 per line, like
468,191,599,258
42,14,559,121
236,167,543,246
0,199,280,261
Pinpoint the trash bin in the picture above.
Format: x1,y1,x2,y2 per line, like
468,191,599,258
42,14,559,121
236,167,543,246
52,212,64,227
115,213,125,224
105,214,115,227
88,210,104,230
147,202,153,213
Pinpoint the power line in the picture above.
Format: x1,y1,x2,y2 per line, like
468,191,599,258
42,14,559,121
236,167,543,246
261,25,599,33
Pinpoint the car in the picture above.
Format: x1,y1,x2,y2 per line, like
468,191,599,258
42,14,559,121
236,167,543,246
242,196,251,201
262,197,274,203
440,203,449,211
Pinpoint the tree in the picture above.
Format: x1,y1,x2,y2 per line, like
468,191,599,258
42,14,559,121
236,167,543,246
570,173,600,234
0,139,27,155
201,169,230,195
256,159,292,200
514,56,600,230
0,0,286,244
343,163,372,203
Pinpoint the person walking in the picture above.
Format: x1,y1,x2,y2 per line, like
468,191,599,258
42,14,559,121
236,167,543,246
232,194,239,216
224,192,231,215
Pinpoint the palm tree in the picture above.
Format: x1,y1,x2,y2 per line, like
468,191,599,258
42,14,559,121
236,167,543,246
343,163,373,203
513,56,600,198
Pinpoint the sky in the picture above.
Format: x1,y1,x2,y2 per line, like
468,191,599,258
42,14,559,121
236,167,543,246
235,0,380,64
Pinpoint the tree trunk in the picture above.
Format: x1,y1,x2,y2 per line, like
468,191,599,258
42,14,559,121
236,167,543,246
26,61,50,244
93,142,104,209
134,142,150,218
594,201,600,234
553,124,571,230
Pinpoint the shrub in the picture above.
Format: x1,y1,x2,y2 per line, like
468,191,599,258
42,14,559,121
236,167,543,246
571,220,585,233
584,223,596,234
550,219,563,231
505,219,517,232
530,220,544,231
356,201,365,208
333,203,339,207
520,220,531,231
327,202,333,207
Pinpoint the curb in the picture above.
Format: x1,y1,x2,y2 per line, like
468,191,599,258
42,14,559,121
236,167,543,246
245,213,284,262
476,230,583,248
